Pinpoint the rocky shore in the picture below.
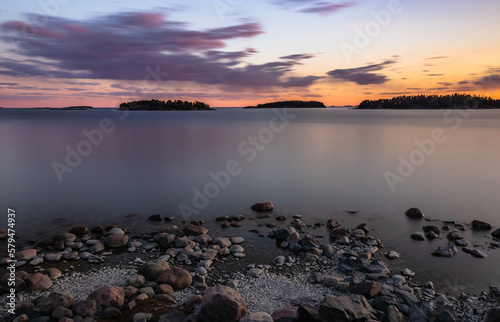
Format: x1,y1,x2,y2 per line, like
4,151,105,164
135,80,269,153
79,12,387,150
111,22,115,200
2,204,500,321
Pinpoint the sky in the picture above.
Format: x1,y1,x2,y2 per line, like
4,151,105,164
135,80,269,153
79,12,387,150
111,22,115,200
0,0,499,107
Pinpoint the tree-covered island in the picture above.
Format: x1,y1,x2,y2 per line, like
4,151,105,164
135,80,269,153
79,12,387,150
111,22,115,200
358,94,500,109
246,100,326,109
119,99,211,111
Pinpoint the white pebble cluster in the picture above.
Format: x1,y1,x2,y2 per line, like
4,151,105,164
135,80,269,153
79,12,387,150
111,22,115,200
20,266,136,303
236,272,339,314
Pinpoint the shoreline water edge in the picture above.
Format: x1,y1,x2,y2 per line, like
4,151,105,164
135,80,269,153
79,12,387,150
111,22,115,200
2,204,500,321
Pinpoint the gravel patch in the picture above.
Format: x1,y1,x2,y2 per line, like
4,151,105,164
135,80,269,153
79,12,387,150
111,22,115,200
235,271,339,314
19,266,136,303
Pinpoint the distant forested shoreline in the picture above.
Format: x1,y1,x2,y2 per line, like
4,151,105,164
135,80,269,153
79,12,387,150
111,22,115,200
119,99,211,111
246,100,326,109
358,94,500,109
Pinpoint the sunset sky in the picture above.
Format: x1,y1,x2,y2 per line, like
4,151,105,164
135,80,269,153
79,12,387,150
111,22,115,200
0,0,499,107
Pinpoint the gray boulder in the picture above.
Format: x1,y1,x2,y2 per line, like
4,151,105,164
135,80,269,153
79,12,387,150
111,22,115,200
103,234,128,248
201,285,246,322
138,260,170,281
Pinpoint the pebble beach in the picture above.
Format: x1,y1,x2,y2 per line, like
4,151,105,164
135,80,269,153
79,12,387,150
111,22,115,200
2,203,500,322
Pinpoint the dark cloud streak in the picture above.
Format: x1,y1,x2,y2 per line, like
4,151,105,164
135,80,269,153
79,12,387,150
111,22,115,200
327,60,396,85
0,12,319,89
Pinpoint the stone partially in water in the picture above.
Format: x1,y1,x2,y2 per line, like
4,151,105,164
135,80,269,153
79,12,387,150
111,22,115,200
471,220,492,230
431,244,457,257
149,214,162,221
405,208,424,219
447,230,464,241
410,232,425,241
385,251,400,260
470,249,487,258
423,226,440,235
492,228,500,239
251,202,274,212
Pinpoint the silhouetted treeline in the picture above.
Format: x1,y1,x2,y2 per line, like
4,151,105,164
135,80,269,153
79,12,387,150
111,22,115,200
254,100,326,108
358,94,500,109
119,99,211,111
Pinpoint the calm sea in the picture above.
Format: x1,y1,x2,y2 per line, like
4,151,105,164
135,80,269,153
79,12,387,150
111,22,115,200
1,107,500,293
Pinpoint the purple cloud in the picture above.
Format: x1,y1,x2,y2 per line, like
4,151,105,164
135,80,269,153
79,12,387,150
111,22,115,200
475,74,500,89
274,0,356,15
426,56,449,60
280,54,315,60
327,60,396,85
0,12,320,88
299,2,356,15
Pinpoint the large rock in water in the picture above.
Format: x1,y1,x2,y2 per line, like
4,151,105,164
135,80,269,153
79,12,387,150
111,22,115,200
319,295,376,321
432,244,457,257
405,208,424,219
157,267,192,290
88,285,125,307
183,224,208,236
138,259,170,281
471,220,492,230
201,285,246,322
251,202,274,211
492,229,500,239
